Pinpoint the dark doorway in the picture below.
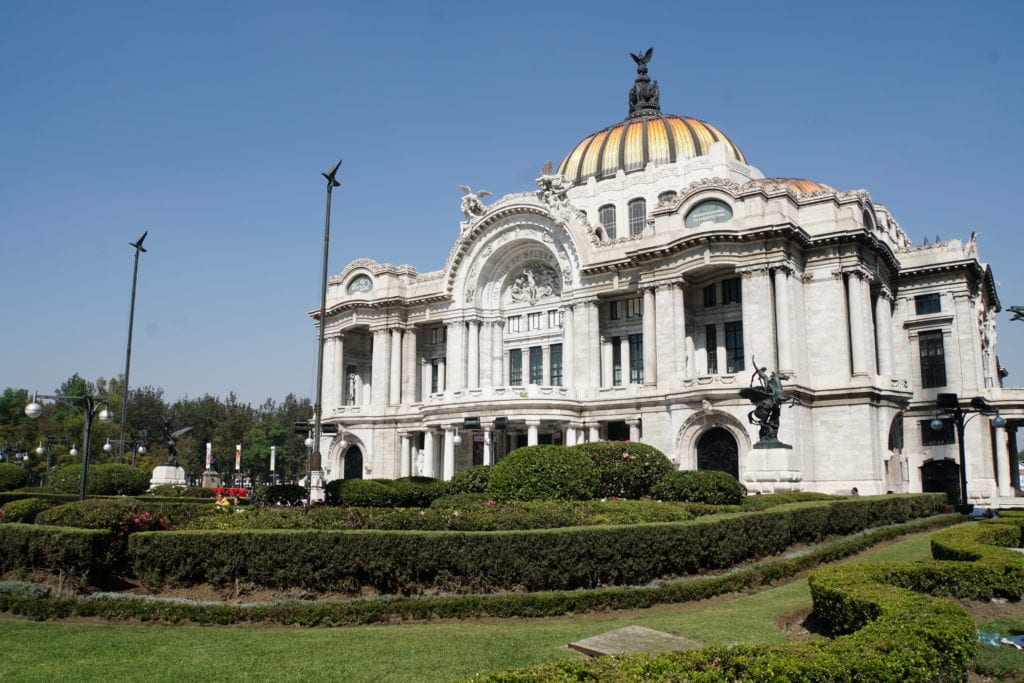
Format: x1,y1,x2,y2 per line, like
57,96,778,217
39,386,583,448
696,427,739,479
606,421,629,441
921,459,960,508
343,447,363,480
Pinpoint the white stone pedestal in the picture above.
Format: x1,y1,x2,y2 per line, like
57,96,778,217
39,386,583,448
201,470,221,488
744,447,803,493
150,465,187,489
309,468,326,503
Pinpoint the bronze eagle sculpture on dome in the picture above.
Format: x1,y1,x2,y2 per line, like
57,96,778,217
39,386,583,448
631,47,653,71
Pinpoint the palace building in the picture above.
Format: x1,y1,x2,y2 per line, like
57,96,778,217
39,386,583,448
310,52,1023,507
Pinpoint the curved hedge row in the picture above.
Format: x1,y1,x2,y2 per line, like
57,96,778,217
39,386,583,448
129,495,945,594
472,515,1024,682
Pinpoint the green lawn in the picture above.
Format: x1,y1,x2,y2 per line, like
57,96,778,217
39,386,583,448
0,530,943,683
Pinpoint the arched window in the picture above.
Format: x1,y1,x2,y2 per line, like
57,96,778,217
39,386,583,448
628,198,646,235
599,204,616,239
685,199,733,227
657,191,677,205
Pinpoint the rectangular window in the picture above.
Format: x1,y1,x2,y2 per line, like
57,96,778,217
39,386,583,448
629,333,644,384
527,312,542,331
430,359,440,393
548,309,562,328
919,330,947,388
609,301,619,320
626,297,642,318
612,336,622,386
509,349,522,386
722,277,742,304
529,346,543,384
430,326,445,344
705,324,718,374
915,293,941,315
724,321,744,373
703,284,717,307
507,315,522,334
550,344,563,386
920,418,954,446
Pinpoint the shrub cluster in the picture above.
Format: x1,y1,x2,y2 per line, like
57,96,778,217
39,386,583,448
571,441,675,499
487,445,599,501
324,477,446,508
0,463,28,492
250,484,307,506
0,523,112,587
49,464,150,496
653,469,747,505
0,497,56,524
446,465,491,494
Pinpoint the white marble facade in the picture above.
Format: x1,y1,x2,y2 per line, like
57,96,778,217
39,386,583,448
310,58,1024,508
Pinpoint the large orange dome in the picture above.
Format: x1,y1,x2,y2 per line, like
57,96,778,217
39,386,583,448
556,114,747,185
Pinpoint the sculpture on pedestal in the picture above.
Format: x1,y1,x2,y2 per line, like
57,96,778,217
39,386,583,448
739,359,797,449
161,419,193,467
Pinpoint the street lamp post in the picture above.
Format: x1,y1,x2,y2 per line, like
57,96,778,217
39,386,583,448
309,159,342,503
930,393,1005,513
25,393,113,500
118,231,148,463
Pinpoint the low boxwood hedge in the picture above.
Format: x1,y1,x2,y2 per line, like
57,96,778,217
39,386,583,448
0,523,112,587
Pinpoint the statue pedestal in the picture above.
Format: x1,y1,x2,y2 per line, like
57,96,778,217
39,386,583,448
150,465,187,489
201,469,221,489
744,447,803,494
309,468,326,503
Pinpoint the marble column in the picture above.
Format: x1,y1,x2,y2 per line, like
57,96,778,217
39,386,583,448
423,429,436,478
482,428,493,465
389,327,402,405
874,288,895,376
587,423,600,442
491,320,505,388
442,428,456,481
627,418,641,442
773,268,792,373
601,336,613,387
642,286,657,384
420,357,431,402
562,305,574,388
995,422,1012,497
447,321,465,391
847,271,868,376
402,326,417,404
399,432,411,478
620,336,631,385
467,320,480,389
565,424,577,446
542,344,551,385
654,285,675,381
479,322,493,388
437,358,446,393
526,420,540,446
586,299,602,389
370,328,389,405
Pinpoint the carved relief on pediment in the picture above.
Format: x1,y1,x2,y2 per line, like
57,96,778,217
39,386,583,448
504,262,561,305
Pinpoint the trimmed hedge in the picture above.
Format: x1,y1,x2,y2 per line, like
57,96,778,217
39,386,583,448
571,441,675,499
0,523,112,587
324,479,399,507
472,516,1023,682
0,515,957,626
653,469,747,505
129,495,946,595
446,466,492,494
487,445,599,501
0,463,29,492
49,463,150,496
0,497,56,524
382,477,447,507
250,484,307,506
149,485,217,499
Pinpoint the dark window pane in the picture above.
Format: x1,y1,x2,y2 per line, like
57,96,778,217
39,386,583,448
703,284,716,307
725,321,744,373
706,325,718,374
722,277,742,304
920,418,954,446
629,333,644,384
550,344,562,386
919,330,946,388
915,293,941,315
509,350,522,386
529,346,543,384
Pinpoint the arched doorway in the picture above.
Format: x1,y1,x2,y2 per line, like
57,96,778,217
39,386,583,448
343,447,363,480
697,427,739,479
920,459,959,508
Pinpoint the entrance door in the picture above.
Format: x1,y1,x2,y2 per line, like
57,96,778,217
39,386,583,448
920,459,960,508
343,447,363,480
696,427,739,479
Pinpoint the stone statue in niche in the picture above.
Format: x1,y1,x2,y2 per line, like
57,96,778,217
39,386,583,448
507,263,560,304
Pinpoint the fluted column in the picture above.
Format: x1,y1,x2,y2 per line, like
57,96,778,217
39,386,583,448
389,327,402,405
491,320,505,388
399,432,411,478
370,328,389,405
467,319,480,389
847,271,868,376
995,422,1012,497
874,287,895,376
447,321,465,391
654,284,676,381
642,286,657,384
773,267,792,373
586,299,601,389
526,420,540,446
562,305,574,388
482,428,493,465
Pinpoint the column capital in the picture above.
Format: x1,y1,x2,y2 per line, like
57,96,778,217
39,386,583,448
842,266,874,281
625,417,641,427
874,284,895,302
769,262,796,276
524,419,542,428
573,295,601,306
736,265,770,278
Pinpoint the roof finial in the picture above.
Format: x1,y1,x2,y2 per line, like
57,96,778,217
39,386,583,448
628,48,660,118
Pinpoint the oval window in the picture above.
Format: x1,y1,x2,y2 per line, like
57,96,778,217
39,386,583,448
685,200,733,227
346,274,373,295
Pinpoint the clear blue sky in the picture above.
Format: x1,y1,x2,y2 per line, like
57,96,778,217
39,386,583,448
2,0,1022,405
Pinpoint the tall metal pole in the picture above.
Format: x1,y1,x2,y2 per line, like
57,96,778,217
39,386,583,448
311,160,342,501
954,407,969,514
119,231,148,464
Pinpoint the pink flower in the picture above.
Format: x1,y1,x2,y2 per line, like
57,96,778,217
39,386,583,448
486,499,497,506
